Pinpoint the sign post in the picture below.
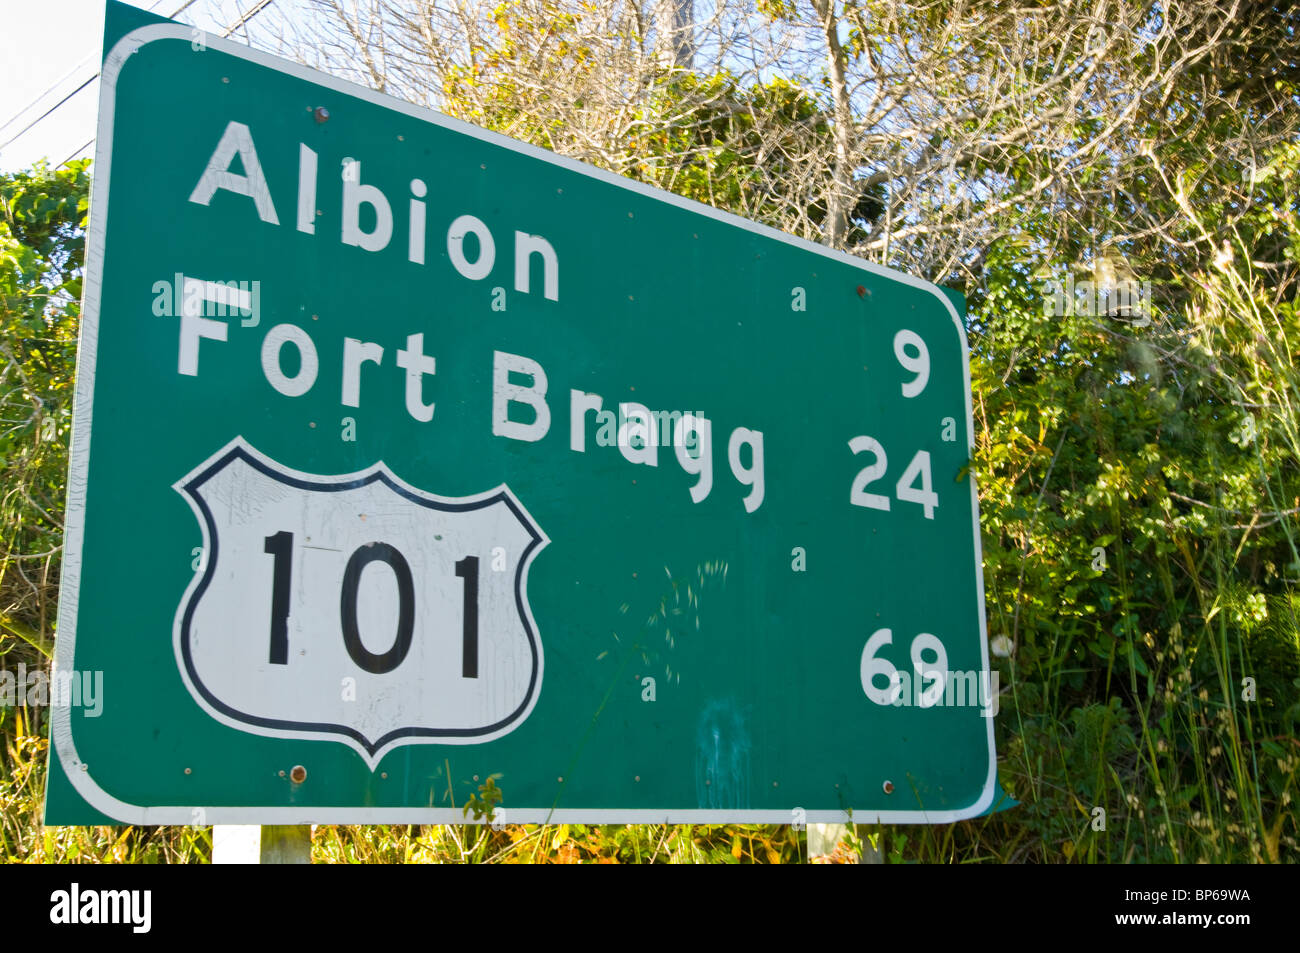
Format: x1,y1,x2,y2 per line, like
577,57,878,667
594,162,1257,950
46,2,999,836
211,824,310,864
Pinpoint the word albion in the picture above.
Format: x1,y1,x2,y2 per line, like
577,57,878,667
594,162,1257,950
172,121,768,512
189,120,560,301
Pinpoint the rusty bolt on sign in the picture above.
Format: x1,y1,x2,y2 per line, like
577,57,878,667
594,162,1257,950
313,106,330,123
290,765,307,783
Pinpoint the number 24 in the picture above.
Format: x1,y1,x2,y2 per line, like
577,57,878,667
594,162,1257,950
848,437,937,519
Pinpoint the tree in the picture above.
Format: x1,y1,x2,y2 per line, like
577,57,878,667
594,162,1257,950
0,160,87,659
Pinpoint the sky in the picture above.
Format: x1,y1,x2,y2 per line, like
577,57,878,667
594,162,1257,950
0,0,304,174
0,0,833,176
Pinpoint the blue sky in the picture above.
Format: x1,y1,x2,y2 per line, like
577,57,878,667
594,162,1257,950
0,0,303,173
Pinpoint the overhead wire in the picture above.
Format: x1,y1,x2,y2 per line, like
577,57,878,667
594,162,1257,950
0,0,257,168
0,51,97,141
0,0,192,145
56,0,278,168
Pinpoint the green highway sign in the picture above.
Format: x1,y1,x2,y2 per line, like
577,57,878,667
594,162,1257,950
46,1,999,825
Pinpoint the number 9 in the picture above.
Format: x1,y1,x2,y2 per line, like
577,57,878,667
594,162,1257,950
911,633,947,707
894,329,929,398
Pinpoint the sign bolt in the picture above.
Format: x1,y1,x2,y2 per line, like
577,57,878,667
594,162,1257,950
290,765,307,783
882,780,895,794
313,106,330,123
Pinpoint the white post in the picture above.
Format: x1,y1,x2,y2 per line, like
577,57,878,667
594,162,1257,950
213,825,311,864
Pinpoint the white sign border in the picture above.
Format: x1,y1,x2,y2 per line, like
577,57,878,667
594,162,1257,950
50,22,997,825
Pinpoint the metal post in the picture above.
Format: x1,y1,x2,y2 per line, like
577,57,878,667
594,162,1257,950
212,825,311,863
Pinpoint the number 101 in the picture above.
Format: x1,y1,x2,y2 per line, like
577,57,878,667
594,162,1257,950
262,532,480,677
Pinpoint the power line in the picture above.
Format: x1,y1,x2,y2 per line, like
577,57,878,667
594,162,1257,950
58,138,96,170
0,0,196,146
5,0,212,162
0,51,96,140
0,75,99,154
223,0,277,42
58,0,279,167
167,0,205,23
